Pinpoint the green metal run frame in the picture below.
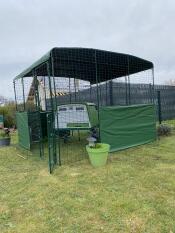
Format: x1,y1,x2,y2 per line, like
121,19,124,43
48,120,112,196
13,47,154,173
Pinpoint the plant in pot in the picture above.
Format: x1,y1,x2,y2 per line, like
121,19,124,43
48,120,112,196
86,128,110,167
0,128,11,147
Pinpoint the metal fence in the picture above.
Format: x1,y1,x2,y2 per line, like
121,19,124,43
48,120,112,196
57,81,175,122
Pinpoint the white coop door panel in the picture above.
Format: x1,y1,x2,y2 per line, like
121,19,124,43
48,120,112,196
55,104,90,129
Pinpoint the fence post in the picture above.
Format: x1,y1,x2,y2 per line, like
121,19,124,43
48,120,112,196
157,90,162,124
105,81,108,105
149,83,153,103
125,77,128,105
109,80,113,106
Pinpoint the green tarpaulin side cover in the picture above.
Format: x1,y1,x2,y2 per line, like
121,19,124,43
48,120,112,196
16,112,30,150
100,104,156,152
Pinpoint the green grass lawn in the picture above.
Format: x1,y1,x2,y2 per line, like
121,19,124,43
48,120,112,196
0,131,175,233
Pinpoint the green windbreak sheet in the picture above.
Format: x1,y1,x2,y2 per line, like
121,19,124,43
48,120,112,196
16,112,30,150
100,104,156,152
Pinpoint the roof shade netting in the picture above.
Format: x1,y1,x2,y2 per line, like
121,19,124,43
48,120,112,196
14,47,153,84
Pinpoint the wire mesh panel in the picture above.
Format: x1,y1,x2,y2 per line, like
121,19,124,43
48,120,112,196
23,76,36,111
53,77,94,164
14,47,156,169
47,112,57,173
14,78,25,111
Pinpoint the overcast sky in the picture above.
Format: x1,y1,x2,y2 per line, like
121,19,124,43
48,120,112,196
0,0,175,98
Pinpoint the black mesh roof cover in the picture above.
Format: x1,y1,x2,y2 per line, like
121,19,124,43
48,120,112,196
14,47,153,84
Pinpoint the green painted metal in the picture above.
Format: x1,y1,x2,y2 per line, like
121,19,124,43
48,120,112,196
157,90,162,124
33,72,44,158
47,112,57,173
13,47,155,172
40,112,48,138
51,52,61,166
100,104,157,152
47,61,58,167
95,50,100,140
16,112,30,150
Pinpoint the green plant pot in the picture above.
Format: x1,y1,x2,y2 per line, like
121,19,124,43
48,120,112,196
86,143,110,167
